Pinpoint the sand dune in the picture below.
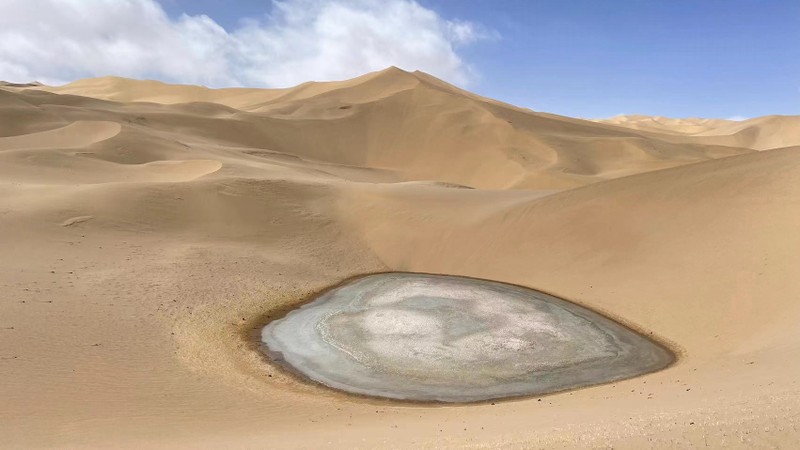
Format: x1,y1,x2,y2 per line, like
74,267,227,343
598,113,800,150
342,146,800,354
11,68,752,189
0,120,121,150
597,115,736,134
1,69,798,448
0,119,219,184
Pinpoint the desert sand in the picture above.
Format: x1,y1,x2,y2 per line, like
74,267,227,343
1,67,799,448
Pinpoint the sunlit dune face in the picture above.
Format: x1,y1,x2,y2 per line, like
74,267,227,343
262,273,674,402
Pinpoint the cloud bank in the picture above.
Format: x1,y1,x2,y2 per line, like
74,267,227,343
0,0,491,87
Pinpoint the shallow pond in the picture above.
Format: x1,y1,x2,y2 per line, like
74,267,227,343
262,273,673,402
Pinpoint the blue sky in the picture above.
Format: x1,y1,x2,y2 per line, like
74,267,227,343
2,0,797,119
160,0,800,119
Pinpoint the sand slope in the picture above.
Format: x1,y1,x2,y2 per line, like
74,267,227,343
1,69,798,448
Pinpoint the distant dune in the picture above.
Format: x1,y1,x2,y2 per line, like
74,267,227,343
597,113,800,150
1,68,798,448
10,68,756,189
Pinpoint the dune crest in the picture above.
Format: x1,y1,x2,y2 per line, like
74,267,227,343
7,69,757,190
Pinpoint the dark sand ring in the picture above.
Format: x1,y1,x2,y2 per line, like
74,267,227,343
261,273,674,402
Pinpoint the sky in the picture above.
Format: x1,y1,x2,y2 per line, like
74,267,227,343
1,0,798,119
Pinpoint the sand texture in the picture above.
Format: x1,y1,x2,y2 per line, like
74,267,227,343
1,68,799,448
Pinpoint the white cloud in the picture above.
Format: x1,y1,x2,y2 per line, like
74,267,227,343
726,115,749,121
0,0,491,87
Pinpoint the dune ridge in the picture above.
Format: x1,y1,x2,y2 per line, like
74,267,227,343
5,68,759,189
